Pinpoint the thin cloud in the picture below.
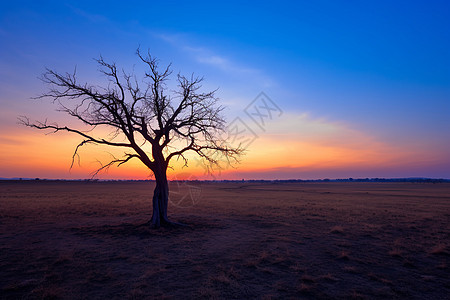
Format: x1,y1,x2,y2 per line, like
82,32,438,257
65,4,109,24
184,46,255,73
181,111,437,180
155,33,276,88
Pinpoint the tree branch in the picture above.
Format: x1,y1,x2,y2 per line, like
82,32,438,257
21,48,242,179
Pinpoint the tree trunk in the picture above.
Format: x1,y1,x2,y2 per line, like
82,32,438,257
149,146,186,228
150,168,170,227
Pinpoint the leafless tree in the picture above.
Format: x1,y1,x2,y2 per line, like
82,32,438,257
20,49,242,228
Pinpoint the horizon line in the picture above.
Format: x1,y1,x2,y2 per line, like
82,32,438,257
1,177,449,183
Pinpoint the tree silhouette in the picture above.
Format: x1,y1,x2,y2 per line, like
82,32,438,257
20,49,242,228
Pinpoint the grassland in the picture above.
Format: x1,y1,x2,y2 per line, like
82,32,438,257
1,181,449,299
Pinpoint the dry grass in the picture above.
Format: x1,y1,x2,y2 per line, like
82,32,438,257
338,250,351,260
429,244,449,256
1,180,449,299
343,265,360,275
388,248,403,257
319,273,338,282
330,225,345,234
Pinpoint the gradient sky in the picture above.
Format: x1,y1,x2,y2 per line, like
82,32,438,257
1,0,449,180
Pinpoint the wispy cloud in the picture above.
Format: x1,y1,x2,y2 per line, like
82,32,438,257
240,112,443,177
183,45,254,72
180,111,442,179
154,33,276,88
195,53,229,69
65,4,109,24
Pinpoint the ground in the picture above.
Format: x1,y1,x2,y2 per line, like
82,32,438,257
0,181,449,299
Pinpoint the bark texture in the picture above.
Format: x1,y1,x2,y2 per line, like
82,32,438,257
150,166,170,227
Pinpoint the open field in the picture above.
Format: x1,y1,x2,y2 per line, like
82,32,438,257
0,181,449,299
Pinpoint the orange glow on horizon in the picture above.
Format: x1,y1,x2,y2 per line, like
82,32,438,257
0,112,445,180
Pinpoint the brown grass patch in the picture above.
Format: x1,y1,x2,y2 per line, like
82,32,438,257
330,225,345,234
429,244,448,256
1,181,449,299
388,248,403,257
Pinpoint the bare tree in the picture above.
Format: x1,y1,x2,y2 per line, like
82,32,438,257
20,49,242,228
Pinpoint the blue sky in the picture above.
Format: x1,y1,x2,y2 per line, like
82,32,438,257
1,0,449,179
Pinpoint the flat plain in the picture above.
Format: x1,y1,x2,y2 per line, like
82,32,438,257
0,180,449,299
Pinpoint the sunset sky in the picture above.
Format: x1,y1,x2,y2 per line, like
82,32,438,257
1,1,449,180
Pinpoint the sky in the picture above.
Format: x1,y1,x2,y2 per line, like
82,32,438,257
1,0,449,180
